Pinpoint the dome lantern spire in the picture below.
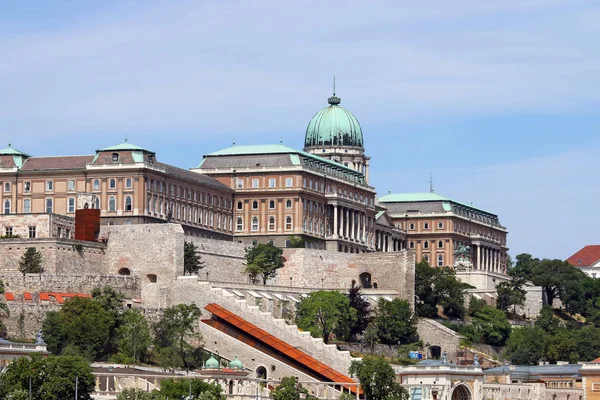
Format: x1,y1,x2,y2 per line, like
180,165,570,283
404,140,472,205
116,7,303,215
328,76,341,105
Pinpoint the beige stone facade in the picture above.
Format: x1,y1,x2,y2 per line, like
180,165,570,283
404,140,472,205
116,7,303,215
0,143,234,240
379,194,508,272
0,213,74,239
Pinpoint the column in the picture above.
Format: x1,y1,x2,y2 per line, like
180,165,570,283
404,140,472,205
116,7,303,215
350,209,355,241
345,208,350,238
333,204,338,238
476,245,481,270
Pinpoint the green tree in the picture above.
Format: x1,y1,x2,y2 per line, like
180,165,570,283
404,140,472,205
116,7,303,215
244,243,284,284
509,253,539,280
362,322,380,354
0,354,94,400
414,259,439,318
0,280,10,335
374,298,418,345
496,277,526,313
349,356,408,400
467,296,487,317
41,296,113,360
271,376,317,400
288,236,306,248
18,247,43,274
531,259,584,306
92,286,126,355
545,329,579,364
155,379,223,399
469,306,511,346
116,309,151,364
296,291,356,344
415,260,472,318
117,388,154,400
534,306,562,334
153,303,202,371
347,282,371,339
184,241,205,275
503,326,547,365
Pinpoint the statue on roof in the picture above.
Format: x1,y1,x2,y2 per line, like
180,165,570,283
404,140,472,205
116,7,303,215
36,330,45,344
454,244,473,271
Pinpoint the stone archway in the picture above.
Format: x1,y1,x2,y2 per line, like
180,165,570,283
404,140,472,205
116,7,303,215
451,383,472,400
359,272,372,289
118,268,131,276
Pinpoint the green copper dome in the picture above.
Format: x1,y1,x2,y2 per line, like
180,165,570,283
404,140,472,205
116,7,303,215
229,356,243,370
304,94,363,148
204,356,219,369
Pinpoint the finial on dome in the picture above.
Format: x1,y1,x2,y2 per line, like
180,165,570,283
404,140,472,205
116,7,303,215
280,137,283,144
124,135,128,142
8,141,11,147
233,139,236,146
328,76,341,105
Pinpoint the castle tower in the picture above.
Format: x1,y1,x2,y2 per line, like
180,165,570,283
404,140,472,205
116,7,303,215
303,89,371,182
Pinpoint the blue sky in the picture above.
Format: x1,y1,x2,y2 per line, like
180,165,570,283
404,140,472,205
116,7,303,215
1,0,598,259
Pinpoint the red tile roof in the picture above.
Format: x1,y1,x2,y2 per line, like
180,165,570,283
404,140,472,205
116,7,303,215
21,155,94,171
204,303,358,392
567,245,600,267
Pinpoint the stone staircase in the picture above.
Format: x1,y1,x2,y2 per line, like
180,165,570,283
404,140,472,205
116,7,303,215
168,278,360,376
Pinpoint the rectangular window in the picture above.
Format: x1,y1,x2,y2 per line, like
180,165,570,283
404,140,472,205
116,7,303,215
23,199,31,214
68,198,75,213
252,179,259,188
236,179,244,189
23,181,31,193
45,198,53,214
285,177,293,187
68,179,75,191
126,178,133,188
28,226,36,238
438,222,444,229
424,222,430,230
268,178,276,188
409,223,415,230
46,180,53,191
5,227,13,236
3,183,9,192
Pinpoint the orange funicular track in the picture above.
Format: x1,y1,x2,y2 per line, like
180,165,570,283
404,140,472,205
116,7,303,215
203,304,360,394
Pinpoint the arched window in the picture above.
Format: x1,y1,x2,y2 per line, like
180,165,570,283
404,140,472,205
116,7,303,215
438,254,444,267
309,218,313,232
251,217,259,232
303,217,307,231
3,199,10,214
108,196,116,212
237,201,243,210
286,199,292,208
424,241,429,249
3,182,10,192
268,217,276,231
93,179,100,190
409,241,414,249
94,197,100,209
125,196,132,211
112,153,119,163
252,200,258,210
118,268,131,276
109,178,116,189
236,217,243,231
285,216,292,230
424,254,430,264
268,200,275,209
125,178,132,188
438,240,443,248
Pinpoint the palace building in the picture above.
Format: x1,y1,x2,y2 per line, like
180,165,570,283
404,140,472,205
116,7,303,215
0,89,508,267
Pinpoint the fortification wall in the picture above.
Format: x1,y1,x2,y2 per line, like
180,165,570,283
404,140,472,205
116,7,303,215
0,238,106,274
416,319,461,363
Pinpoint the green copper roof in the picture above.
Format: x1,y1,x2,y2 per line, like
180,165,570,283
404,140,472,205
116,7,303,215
203,143,364,177
96,141,155,154
379,193,449,203
204,356,219,369
229,356,243,370
0,144,30,157
379,192,496,216
304,94,363,148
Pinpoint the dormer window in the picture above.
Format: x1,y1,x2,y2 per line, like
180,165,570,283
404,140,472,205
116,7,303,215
112,153,119,163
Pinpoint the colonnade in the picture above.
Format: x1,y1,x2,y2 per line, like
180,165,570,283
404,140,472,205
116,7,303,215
475,245,505,273
331,204,374,246
374,229,405,252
